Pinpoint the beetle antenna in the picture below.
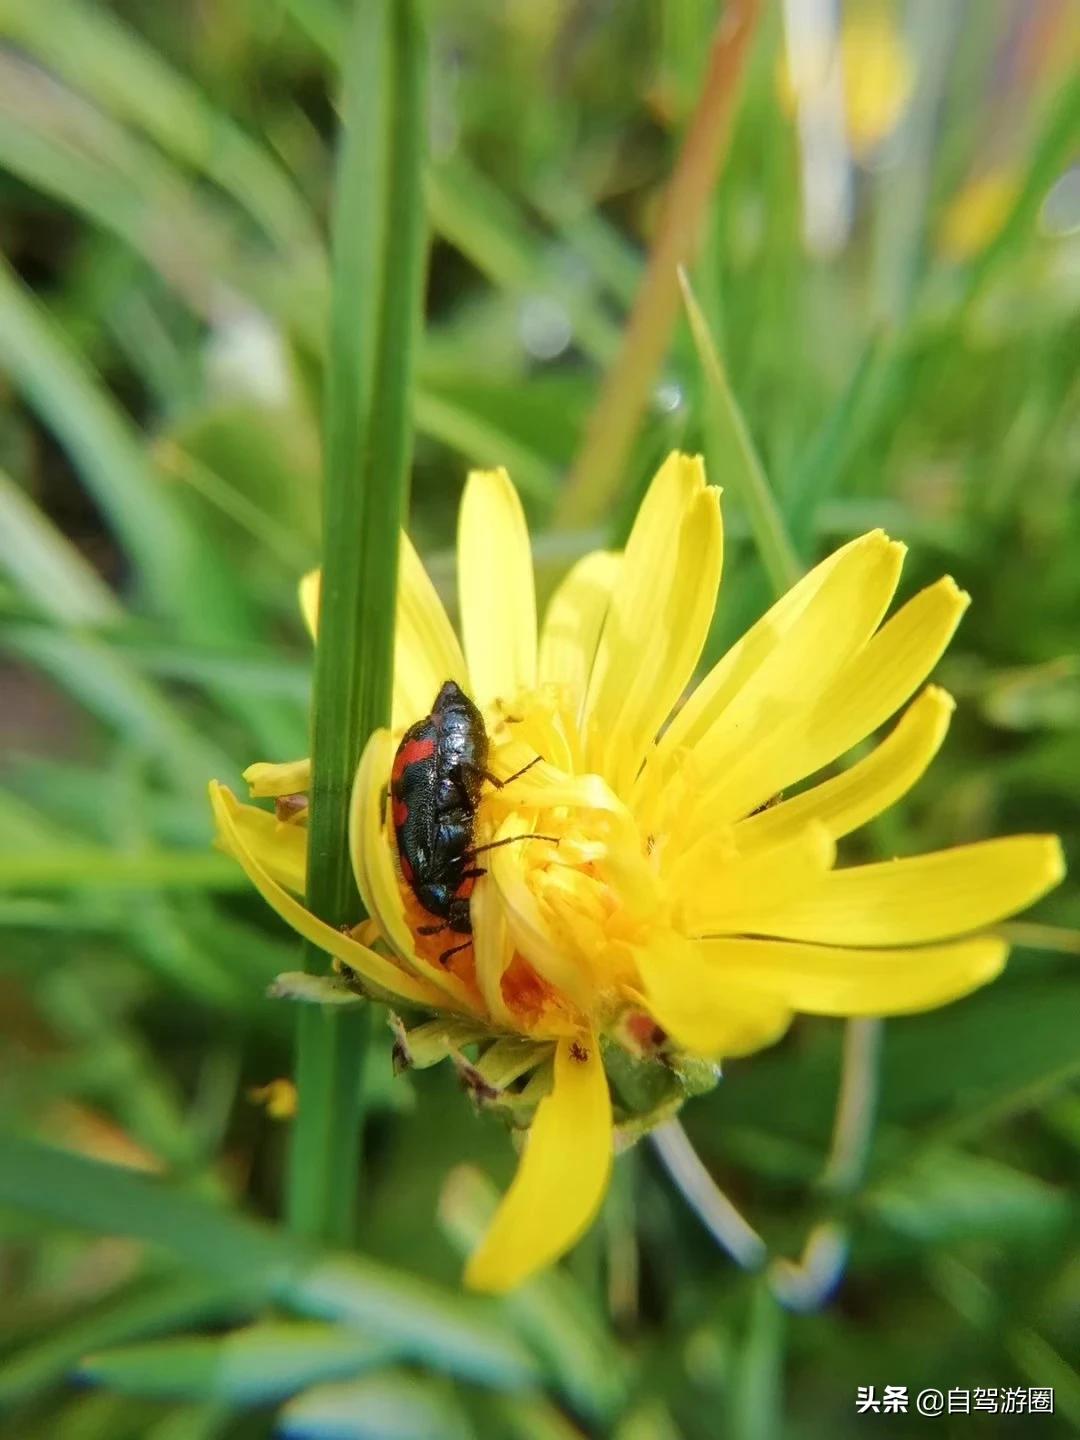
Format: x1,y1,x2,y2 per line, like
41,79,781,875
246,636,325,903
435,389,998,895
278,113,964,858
469,832,559,858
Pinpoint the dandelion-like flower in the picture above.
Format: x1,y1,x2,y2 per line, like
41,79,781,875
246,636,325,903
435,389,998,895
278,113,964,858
210,454,1063,1292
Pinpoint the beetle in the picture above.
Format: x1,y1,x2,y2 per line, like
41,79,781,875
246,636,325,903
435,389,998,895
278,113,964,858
389,680,547,963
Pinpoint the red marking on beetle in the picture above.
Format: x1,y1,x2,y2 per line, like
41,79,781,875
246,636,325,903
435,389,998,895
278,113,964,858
392,798,409,828
399,853,414,883
391,735,435,782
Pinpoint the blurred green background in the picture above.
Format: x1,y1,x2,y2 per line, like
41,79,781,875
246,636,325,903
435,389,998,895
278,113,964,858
0,1,1078,1436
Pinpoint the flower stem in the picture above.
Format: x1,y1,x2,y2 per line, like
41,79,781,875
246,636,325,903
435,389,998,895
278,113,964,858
288,0,428,1246
556,0,762,529
820,1016,883,1195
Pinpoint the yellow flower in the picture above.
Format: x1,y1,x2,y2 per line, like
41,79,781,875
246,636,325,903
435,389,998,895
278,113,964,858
939,170,1019,263
776,6,914,158
840,8,914,156
210,453,1063,1293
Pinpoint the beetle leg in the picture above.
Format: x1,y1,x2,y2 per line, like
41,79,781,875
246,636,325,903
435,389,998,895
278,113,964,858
500,755,542,786
438,940,472,966
417,922,446,936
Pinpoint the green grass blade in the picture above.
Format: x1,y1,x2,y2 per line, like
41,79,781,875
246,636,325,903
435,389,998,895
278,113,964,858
0,1135,542,1392
0,466,121,625
78,1323,396,1405
0,0,322,258
0,1275,246,1409
0,847,246,890
0,256,205,623
679,268,802,594
279,1372,472,1440
290,0,429,1245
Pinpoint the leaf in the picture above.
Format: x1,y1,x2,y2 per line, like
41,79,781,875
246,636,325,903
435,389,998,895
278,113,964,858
438,1167,628,1425
290,0,429,1246
0,1275,246,1408
270,972,367,1007
79,1323,396,1405
0,1135,542,1394
278,1372,472,1440
865,1148,1070,1246
0,466,121,625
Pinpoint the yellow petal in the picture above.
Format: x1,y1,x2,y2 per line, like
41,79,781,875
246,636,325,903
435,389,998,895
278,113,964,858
299,569,320,640
651,529,883,765
393,533,468,732
458,468,537,709
630,930,793,1059
216,795,307,895
296,539,466,733
209,782,447,1008
244,758,312,798
464,1032,612,1293
699,934,1007,1014
470,872,515,1028
538,550,620,724
583,453,722,798
678,823,835,935
488,815,594,1011
348,731,478,1011
733,686,955,852
712,576,968,822
648,531,906,832
725,835,1065,946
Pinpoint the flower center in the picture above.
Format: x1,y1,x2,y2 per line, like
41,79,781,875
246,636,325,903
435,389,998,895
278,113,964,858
472,685,671,1028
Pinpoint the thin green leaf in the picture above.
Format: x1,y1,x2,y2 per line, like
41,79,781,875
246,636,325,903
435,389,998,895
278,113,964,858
279,1372,472,1440
0,466,121,625
0,847,245,891
0,1135,543,1392
0,0,322,257
79,1323,396,1405
0,1276,246,1408
679,267,801,596
291,0,428,1245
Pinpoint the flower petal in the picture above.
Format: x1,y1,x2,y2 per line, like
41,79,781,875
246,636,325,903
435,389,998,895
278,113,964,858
470,872,515,1028
651,529,883,764
209,782,447,1008
646,530,906,834
295,537,467,733
538,550,620,723
299,569,320,640
393,533,468,732
349,731,478,1011
719,835,1065,946
217,796,307,894
698,934,1008,1014
707,576,968,827
458,468,537,709
488,815,594,1011
678,823,835,935
733,686,954,852
630,930,793,1058
464,1032,612,1293
244,758,311,798
583,454,722,797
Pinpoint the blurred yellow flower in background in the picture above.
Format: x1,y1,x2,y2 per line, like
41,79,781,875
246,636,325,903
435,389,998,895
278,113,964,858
211,453,1063,1293
777,3,914,159
939,169,1020,261
840,7,914,156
